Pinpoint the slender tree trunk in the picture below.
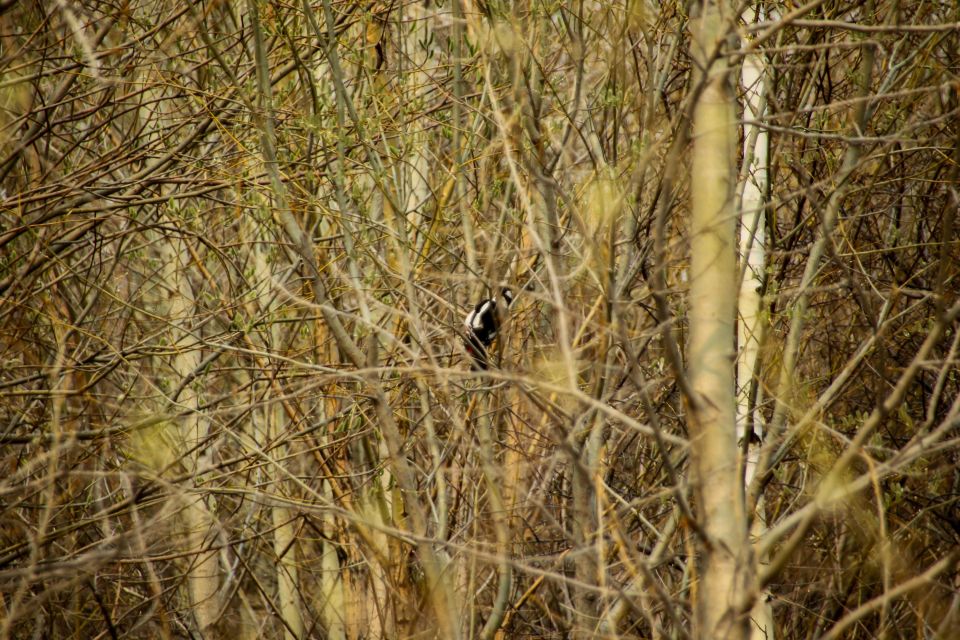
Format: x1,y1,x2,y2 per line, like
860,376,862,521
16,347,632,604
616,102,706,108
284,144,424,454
738,6,774,637
155,235,221,636
272,498,304,640
252,232,306,640
689,1,749,638
318,475,347,640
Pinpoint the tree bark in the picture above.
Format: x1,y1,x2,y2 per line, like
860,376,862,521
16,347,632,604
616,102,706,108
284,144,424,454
738,7,774,636
689,1,749,638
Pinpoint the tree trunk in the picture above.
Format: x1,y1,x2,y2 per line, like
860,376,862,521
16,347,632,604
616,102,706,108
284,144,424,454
155,234,221,636
738,6,774,637
688,1,749,638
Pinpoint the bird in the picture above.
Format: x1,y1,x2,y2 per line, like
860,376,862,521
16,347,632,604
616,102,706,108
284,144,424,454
463,288,514,369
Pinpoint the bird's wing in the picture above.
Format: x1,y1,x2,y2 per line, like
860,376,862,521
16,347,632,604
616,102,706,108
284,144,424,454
471,300,495,331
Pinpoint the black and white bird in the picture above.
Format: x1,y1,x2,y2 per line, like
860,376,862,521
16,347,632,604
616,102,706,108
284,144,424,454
463,288,514,369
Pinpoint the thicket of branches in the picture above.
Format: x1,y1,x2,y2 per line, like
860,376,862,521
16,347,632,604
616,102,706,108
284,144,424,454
1,0,958,638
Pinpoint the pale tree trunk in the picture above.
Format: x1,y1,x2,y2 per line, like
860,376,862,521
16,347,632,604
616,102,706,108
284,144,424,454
317,477,347,640
272,489,304,640
268,402,304,640
688,1,749,639
248,221,306,640
129,3,220,630
737,5,774,639
154,235,221,636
